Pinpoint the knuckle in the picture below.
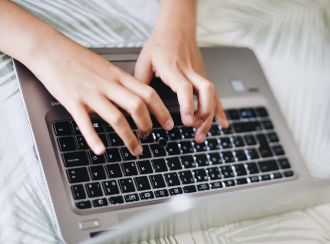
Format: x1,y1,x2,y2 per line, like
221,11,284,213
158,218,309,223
144,87,158,103
130,97,145,113
203,81,215,93
111,113,125,127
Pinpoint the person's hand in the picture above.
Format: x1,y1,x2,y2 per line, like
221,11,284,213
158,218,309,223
29,37,174,155
134,9,228,143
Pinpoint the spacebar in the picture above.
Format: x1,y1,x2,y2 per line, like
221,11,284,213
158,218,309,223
232,121,262,133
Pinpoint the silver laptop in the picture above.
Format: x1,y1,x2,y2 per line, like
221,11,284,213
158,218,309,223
13,47,328,243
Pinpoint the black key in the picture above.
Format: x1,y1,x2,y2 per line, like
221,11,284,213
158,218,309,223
178,170,195,184
256,134,273,158
125,193,139,203
221,151,235,163
260,120,274,130
169,187,183,196
235,150,247,161
134,176,151,190
206,138,220,150
53,121,72,136
103,180,119,195
166,142,181,155
93,198,108,207
195,154,210,167
180,155,196,168
109,196,124,205
243,134,257,145
67,168,89,183
258,160,279,172
90,166,106,180
139,145,152,159
209,124,221,136
58,137,76,151
85,183,103,198
108,133,124,146
234,164,247,176
210,181,223,189
236,178,248,185
183,185,197,193
194,142,208,152
150,144,166,157
89,151,106,164
137,160,153,174
181,127,195,139
149,174,166,188
72,121,81,135
106,148,121,162
154,189,169,198
193,169,208,182
220,137,232,149
76,136,88,149
122,162,138,176
261,174,271,181
266,132,279,143
224,179,235,187
153,128,169,141
140,133,154,143
207,167,222,180
152,159,168,172
121,147,136,161
71,185,86,200
255,107,269,117
208,152,222,165
232,136,245,147
168,128,182,140
180,141,195,154
172,113,183,126
249,176,260,183
246,162,259,174
99,134,108,147
76,200,91,209
221,126,234,135
246,148,259,160
63,151,89,167
284,170,294,177
140,191,154,200
226,109,240,120
105,164,122,178
232,121,262,133
239,108,256,118
166,157,182,171
197,183,210,191
272,145,285,156
277,158,291,169
220,166,235,178
91,119,104,133
273,172,283,179
119,178,135,193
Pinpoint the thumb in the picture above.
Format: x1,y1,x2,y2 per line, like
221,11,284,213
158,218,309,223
134,51,153,84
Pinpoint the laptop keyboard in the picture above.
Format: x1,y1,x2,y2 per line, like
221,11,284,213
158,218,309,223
52,106,294,210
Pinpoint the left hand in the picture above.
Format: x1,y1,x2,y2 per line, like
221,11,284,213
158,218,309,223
134,14,228,143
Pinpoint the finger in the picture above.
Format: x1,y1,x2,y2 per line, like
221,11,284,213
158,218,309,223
102,81,153,137
87,95,142,156
157,66,194,126
120,75,174,131
195,113,213,143
69,104,105,155
215,94,229,128
134,50,153,84
186,71,215,127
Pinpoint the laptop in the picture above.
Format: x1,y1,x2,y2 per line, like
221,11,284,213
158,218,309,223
13,47,328,243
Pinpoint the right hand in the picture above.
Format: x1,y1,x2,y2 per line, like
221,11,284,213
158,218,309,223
29,39,174,156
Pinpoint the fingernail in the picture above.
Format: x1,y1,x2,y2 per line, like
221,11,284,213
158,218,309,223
198,133,206,142
195,119,204,128
164,119,174,130
94,143,105,155
184,115,193,125
133,144,143,155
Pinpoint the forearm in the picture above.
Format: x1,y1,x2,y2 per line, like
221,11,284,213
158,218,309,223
0,1,71,69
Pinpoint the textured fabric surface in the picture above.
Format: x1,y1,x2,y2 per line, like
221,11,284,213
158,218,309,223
0,1,329,243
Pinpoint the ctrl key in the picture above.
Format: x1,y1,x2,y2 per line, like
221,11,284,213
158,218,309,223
76,200,91,209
